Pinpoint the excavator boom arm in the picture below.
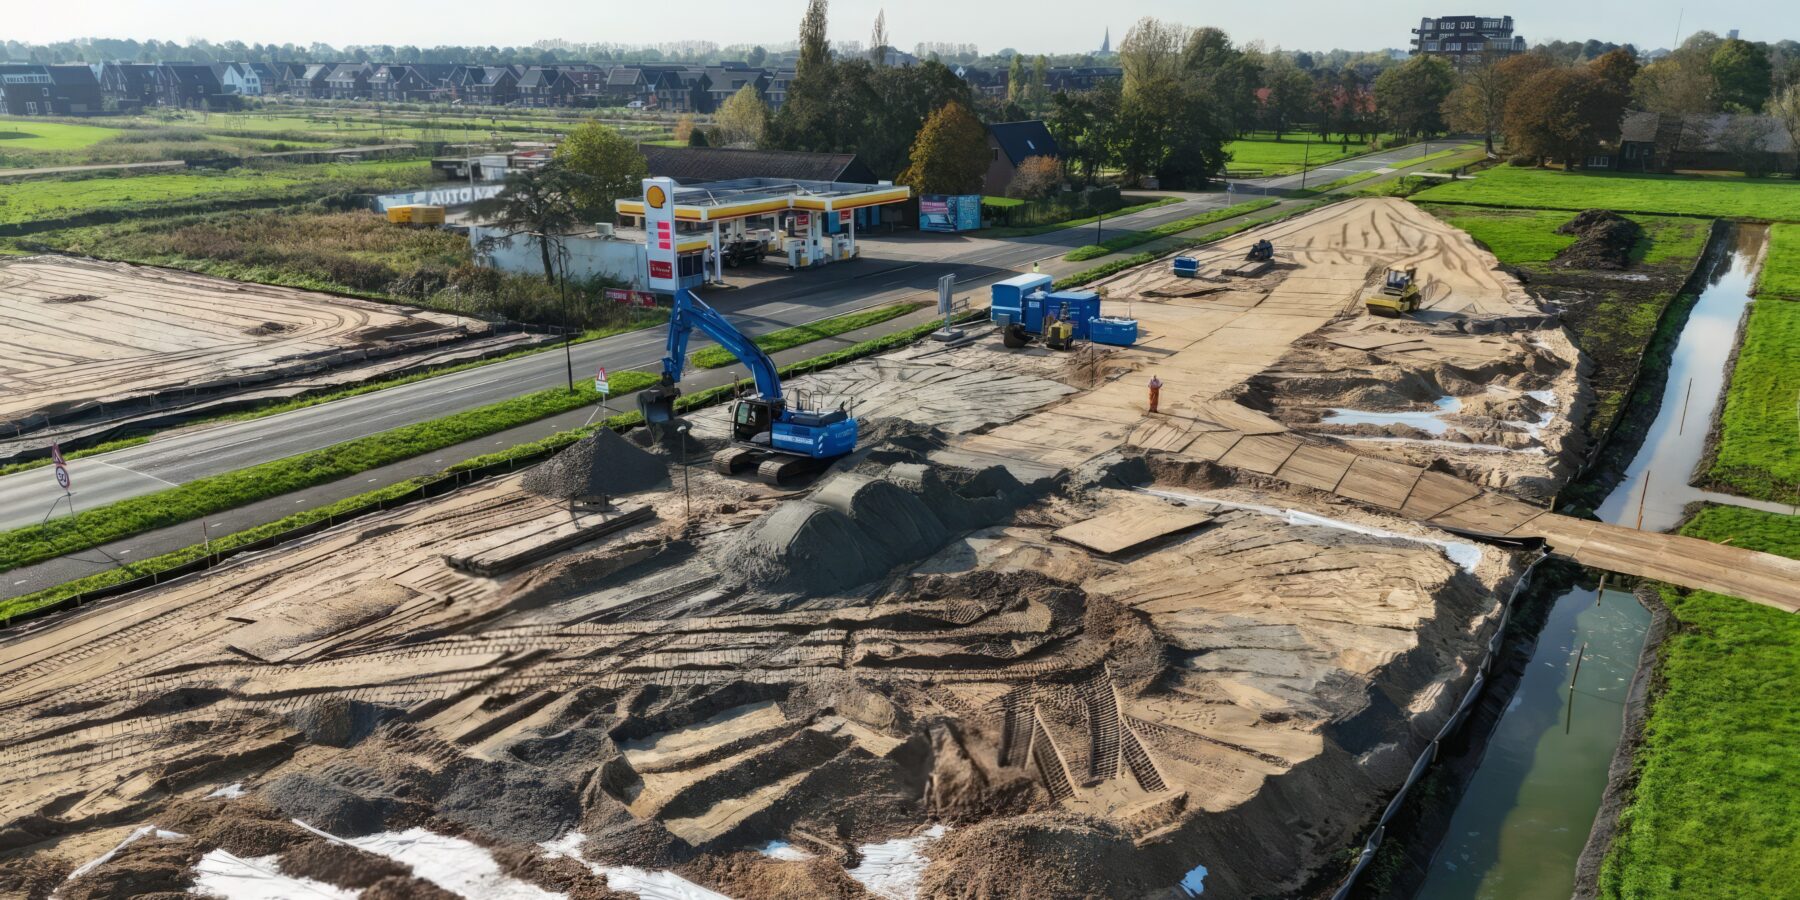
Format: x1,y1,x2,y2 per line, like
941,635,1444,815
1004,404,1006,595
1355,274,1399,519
659,289,784,403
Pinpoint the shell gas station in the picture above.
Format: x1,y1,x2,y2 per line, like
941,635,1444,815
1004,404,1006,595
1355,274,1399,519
618,177,912,292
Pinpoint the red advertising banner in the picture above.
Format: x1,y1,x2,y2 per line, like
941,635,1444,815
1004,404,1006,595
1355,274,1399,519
647,260,674,280
605,288,661,308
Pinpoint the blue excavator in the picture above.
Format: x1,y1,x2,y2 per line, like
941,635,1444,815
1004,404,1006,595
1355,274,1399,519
637,289,858,485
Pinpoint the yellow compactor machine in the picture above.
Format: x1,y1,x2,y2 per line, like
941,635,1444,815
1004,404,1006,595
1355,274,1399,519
1364,266,1422,317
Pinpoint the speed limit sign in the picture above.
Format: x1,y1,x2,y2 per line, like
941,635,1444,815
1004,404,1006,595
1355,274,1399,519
54,464,71,491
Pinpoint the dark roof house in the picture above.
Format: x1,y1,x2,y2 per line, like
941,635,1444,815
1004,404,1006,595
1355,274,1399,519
640,145,879,185
982,120,1062,196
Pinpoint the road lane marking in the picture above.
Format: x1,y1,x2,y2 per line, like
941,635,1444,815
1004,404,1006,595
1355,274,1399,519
89,459,179,488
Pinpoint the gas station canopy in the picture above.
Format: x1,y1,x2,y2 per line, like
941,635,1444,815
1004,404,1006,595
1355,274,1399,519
616,177,911,223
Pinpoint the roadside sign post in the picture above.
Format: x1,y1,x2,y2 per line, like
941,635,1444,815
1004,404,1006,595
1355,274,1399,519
931,274,964,342
595,367,610,419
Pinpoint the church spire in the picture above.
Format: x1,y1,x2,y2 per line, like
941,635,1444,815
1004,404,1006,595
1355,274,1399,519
1100,27,1111,54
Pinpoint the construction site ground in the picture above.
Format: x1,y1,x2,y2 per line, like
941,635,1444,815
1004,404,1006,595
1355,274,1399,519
4,197,1796,900
0,255,540,439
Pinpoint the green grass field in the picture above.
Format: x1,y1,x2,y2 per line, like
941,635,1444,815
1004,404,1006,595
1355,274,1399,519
1418,205,1710,270
0,159,429,227
1597,505,1800,900
1221,133,1394,175
1415,166,1800,222
0,118,125,151
1707,297,1800,503
1759,223,1800,298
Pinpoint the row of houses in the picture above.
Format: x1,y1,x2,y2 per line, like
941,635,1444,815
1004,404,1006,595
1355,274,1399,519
0,57,1130,116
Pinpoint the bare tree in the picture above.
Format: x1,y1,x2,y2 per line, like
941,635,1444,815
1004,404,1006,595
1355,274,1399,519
1770,84,1800,176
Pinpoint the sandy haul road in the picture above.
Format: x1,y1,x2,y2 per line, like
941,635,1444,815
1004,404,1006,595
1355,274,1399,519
0,256,534,434
9,198,1790,899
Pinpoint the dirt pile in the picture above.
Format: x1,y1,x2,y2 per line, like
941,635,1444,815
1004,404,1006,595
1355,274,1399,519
917,815,1161,899
525,426,670,501
277,840,412,888
1555,209,1643,270
723,462,1032,595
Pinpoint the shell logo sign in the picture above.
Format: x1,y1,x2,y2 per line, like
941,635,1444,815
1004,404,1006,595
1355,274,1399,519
642,177,679,292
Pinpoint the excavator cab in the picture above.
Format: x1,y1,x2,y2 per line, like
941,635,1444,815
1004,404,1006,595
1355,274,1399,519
731,397,780,443
1246,239,1274,262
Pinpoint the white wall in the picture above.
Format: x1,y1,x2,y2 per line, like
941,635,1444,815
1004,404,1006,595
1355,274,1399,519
469,226,646,289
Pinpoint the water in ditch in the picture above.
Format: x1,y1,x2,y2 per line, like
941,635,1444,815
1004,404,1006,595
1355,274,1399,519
1414,225,1772,898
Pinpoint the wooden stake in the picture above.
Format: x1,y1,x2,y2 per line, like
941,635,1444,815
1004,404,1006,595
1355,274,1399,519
1678,377,1694,435
1636,469,1651,530
1596,573,1608,605
1566,641,1588,735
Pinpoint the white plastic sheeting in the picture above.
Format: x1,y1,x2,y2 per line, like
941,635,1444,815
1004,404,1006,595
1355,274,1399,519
206,782,247,800
539,831,731,900
64,824,186,883
293,821,563,900
189,849,358,899
756,840,814,862
1139,488,1485,573
846,825,949,900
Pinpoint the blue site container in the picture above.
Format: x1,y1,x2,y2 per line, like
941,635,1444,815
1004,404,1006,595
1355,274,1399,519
1088,316,1139,347
1039,290,1101,338
1172,256,1200,278
990,273,1053,326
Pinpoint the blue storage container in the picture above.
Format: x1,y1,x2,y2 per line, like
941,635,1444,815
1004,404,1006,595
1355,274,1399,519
990,273,1053,326
1087,316,1139,347
1042,290,1101,338
1172,256,1200,278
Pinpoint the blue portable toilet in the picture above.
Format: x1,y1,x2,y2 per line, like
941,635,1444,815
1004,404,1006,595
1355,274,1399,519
990,273,1053,326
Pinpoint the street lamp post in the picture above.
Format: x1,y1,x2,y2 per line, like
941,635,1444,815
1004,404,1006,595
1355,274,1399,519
1300,132,1313,190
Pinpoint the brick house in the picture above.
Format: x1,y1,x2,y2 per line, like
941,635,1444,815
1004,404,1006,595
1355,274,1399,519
983,120,1061,195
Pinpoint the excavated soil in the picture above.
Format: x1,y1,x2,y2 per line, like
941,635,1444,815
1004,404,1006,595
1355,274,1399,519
1555,209,1643,270
0,200,1568,898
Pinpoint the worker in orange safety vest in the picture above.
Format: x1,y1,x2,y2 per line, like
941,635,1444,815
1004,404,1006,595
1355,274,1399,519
1148,375,1163,414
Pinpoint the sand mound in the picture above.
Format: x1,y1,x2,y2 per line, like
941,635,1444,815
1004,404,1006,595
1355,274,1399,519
724,464,1033,596
626,423,728,458
1555,209,1642,270
525,427,670,501
916,815,1160,899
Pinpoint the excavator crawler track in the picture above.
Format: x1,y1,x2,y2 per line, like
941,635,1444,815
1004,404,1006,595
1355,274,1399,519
757,454,829,486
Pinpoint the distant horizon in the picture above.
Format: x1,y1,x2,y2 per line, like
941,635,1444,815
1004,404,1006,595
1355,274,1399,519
5,1,1791,59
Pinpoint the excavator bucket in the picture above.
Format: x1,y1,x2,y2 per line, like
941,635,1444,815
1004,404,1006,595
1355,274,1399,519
637,382,681,426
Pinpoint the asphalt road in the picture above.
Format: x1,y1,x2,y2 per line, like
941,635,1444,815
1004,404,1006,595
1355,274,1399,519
0,192,1238,533
1226,140,1470,193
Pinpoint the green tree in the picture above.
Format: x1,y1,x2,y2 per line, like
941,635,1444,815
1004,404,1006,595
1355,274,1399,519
1049,80,1120,185
1712,38,1774,111
715,84,769,147
1636,32,1723,115
1504,68,1629,167
1263,63,1317,139
1374,54,1457,138
1119,17,1186,98
687,127,710,147
1446,51,1551,154
898,101,990,195
1590,48,1640,94
1181,27,1263,136
552,121,649,222
1032,55,1049,117
1770,84,1800,176
768,0,835,150
747,46,767,68
470,163,580,283
1007,54,1026,105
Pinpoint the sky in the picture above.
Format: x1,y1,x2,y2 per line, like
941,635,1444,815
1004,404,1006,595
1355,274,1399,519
6,1,1789,56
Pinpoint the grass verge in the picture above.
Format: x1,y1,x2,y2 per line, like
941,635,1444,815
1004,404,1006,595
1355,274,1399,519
983,196,1181,239
689,302,925,368
0,437,152,478
0,310,980,622
1759,223,1800,298
1413,166,1800,222
1706,297,1800,504
1062,199,1278,261
1597,505,1800,899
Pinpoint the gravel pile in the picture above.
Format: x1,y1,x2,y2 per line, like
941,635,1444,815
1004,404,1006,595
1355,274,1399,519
525,427,670,501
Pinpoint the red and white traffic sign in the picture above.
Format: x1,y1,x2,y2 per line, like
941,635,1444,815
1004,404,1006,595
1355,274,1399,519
53,464,70,491
595,367,610,396
50,442,65,467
